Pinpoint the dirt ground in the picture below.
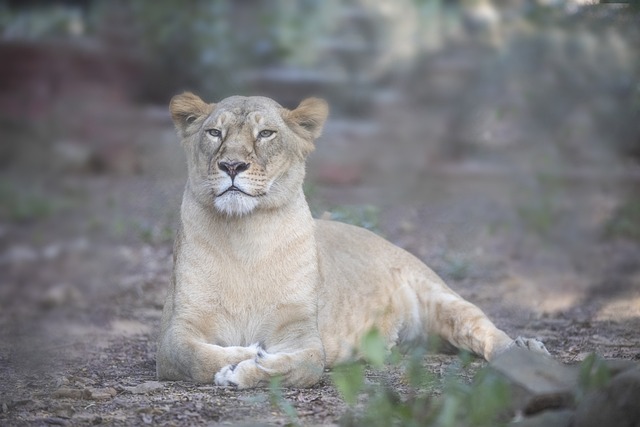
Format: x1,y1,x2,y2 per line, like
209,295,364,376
1,99,639,426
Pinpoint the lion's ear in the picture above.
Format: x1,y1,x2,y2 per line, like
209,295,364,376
285,97,329,141
169,92,213,135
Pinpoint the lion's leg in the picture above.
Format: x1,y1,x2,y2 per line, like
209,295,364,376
156,327,261,382
425,290,511,360
214,346,325,389
401,267,549,361
424,290,549,360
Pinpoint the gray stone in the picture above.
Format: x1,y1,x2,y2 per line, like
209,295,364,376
603,359,638,377
489,348,578,414
573,367,640,427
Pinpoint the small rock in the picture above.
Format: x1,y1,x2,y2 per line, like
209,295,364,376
573,367,640,427
54,406,75,419
70,376,92,387
54,376,70,388
41,416,70,426
124,381,164,394
88,387,117,400
52,388,91,399
91,391,113,400
73,413,103,424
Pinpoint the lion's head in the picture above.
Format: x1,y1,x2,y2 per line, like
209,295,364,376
170,93,328,216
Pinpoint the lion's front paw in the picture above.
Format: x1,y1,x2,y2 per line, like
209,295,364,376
512,336,550,355
247,342,264,358
214,364,239,387
215,346,271,388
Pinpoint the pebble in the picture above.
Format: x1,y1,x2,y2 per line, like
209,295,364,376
41,417,70,426
52,388,91,399
124,381,164,395
88,388,117,400
51,386,117,401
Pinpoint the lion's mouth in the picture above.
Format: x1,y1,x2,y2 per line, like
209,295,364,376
217,185,253,197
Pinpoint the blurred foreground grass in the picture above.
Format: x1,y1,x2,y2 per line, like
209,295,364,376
267,328,617,427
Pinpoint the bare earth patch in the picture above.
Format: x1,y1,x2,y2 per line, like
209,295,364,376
1,110,639,425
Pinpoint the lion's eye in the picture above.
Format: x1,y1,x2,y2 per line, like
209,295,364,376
207,129,222,138
258,130,275,139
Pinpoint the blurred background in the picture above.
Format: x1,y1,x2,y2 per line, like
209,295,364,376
1,0,640,399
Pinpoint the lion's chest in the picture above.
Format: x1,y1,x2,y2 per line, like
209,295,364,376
175,246,319,347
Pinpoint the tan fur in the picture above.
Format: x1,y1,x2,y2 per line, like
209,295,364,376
156,93,549,388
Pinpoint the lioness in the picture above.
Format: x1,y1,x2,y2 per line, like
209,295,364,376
157,93,549,388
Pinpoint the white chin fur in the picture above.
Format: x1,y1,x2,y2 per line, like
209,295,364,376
214,192,259,216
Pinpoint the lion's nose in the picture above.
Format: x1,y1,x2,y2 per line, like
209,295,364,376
218,161,250,179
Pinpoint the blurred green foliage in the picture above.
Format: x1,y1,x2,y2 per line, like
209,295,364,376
0,2,83,39
516,173,564,237
267,330,624,426
604,193,640,241
442,254,471,281
269,376,301,425
94,0,338,102
272,327,513,427
330,205,381,234
576,352,612,401
0,179,56,222
0,0,338,102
